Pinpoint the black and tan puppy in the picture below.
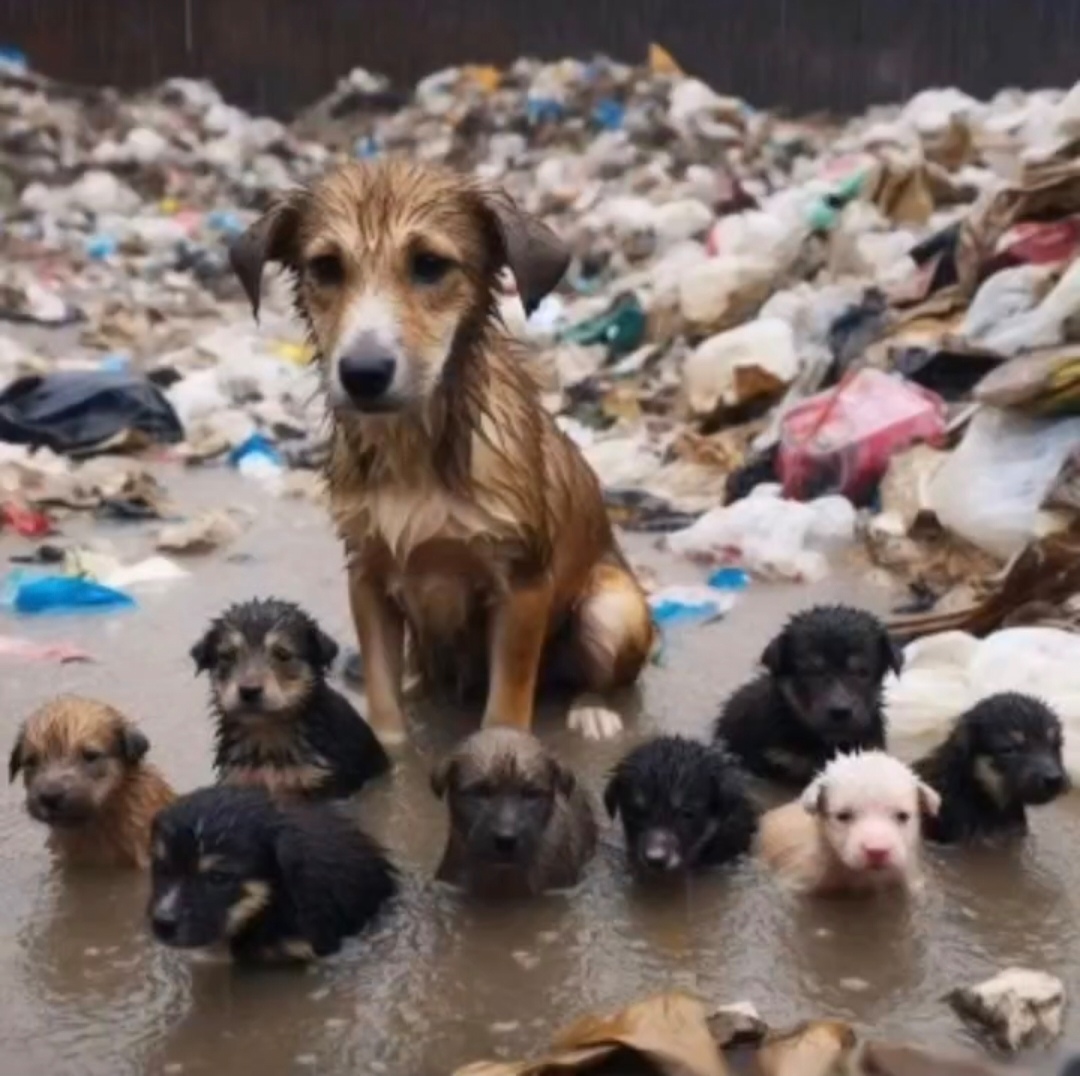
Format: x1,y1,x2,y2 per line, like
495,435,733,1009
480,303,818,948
148,785,397,962
914,692,1068,844
714,605,900,786
192,598,389,801
431,728,597,897
9,696,175,869
604,736,758,877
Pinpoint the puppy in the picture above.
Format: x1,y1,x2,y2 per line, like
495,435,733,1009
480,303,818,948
431,727,597,897
758,751,940,897
148,785,397,962
8,696,175,869
229,159,655,745
914,692,1068,845
603,736,758,876
715,605,901,786
192,598,390,801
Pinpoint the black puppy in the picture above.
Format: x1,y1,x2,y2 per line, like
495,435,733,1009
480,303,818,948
148,786,397,962
714,605,900,786
914,693,1068,844
191,598,389,801
604,736,758,876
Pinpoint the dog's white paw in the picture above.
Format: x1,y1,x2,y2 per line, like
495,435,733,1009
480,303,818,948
567,703,624,741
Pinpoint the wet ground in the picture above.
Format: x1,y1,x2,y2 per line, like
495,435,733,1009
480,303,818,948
2,468,1079,1075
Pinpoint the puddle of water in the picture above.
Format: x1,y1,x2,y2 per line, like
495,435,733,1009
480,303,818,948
2,471,1078,1074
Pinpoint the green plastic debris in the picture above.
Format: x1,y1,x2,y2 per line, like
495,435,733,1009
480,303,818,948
560,292,646,358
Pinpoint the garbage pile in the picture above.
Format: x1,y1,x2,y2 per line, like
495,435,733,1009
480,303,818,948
0,45,1079,627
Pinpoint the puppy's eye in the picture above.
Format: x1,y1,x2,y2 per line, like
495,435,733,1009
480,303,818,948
205,869,233,886
217,647,238,665
21,754,40,771
465,783,493,799
80,747,105,764
834,809,855,824
410,251,453,286
270,645,293,663
307,254,345,287
894,810,911,825
521,787,546,801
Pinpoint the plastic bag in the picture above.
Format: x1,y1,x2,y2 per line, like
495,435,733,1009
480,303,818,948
928,408,1080,559
1,570,136,615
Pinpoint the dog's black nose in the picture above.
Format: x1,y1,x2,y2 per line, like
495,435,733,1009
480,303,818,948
238,685,264,705
152,912,178,942
492,832,518,857
827,705,854,724
36,789,64,812
338,352,396,401
1036,772,1066,800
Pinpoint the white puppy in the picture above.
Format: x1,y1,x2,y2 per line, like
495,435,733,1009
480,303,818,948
758,750,941,897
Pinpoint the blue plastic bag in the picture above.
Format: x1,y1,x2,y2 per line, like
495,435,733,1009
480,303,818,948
1,570,136,616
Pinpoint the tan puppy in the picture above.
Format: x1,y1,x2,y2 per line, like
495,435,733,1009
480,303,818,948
229,159,655,745
9,696,175,869
758,751,940,897
431,727,597,896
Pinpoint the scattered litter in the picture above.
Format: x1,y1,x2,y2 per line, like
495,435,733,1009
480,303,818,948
949,967,1066,1053
0,634,92,663
1,569,136,615
649,584,738,628
155,510,247,555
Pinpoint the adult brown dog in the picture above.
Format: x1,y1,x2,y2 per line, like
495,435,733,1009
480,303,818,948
230,159,654,744
9,696,175,869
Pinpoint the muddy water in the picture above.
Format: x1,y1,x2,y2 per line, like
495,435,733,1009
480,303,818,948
2,468,1079,1075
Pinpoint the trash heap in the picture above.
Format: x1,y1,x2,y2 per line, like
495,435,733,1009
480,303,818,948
0,45,1078,631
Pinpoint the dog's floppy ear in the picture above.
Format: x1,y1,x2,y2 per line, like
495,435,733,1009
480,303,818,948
306,623,340,673
229,191,305,321
916,780,941,818
800,774,828,815
761,631,789,676
115,725,150,766
8,727,26,782
880,630,905,676
190,627,219,674
602,773,622,819
430,757,458,800
479,189,569,315
547,757,578,798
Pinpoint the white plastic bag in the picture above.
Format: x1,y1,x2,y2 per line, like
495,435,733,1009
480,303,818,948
928,408,1080,559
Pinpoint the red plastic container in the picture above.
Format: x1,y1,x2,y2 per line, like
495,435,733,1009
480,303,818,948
779,368,947,503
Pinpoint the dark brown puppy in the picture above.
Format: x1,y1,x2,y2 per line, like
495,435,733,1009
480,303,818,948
229,159,655,745
9,696,175,869
192,598,389,802
431,727,597,897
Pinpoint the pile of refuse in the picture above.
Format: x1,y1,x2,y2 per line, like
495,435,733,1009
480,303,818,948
0,45,1078,630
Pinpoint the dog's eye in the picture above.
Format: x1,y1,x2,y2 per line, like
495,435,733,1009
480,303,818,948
521,787,546,801
894,810,911,825
217,647,238,665
410,251,453,286
205,869,233,885
269,645,293,663
21,754,39,771
307,254,345,287
465,783,493,799
80,747,105,764
834,809,855,824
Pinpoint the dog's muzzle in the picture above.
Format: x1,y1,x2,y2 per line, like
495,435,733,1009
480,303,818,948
336,332,398,409
637,829,683,873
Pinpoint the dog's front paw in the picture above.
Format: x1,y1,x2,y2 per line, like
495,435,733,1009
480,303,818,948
567,702,624,741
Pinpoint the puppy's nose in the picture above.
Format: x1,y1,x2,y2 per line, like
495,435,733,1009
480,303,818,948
492,831,518,857
151,910,179,942
1036,772,1066,800
827,705,854,725
863,846,892,870
338,349,396,401
639,830,680,872
35,789,65,813
238,684,264,705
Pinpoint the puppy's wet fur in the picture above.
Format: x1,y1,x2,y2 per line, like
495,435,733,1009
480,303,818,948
9,696,175,869
431,727,597,897
914,692,1068,844
230,159,654,744
148,785,397,962
714,605,900,786
192,598,389,801
603,736,758,877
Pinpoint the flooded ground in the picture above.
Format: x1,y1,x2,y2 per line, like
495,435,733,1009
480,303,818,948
2,469,1078,1075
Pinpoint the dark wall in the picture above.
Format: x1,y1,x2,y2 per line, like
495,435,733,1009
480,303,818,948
2,0,1079,117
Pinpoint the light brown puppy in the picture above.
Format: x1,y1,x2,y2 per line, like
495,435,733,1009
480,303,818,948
431,727,597,897
230,159,655,744
9,696,175,869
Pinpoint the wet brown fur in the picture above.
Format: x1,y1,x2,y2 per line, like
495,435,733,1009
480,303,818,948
230,159,655,740
9,696,175,869
432,727,598,895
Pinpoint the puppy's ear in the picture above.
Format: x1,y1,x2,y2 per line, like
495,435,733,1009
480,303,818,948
479,189,569,315
115,725,150,766
190,628,218,674
761,632,789,676
306,624,339,673
8,728,26,782
880,630,905,676
800,775,828,815
547,757,578,798
430,758,458,800
229,191,305,321
916,781,941,818
602,774,621,819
